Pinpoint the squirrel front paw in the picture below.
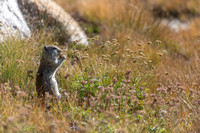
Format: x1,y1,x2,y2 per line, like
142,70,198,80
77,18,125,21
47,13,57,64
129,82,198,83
59,54,66,60
61,54,66,59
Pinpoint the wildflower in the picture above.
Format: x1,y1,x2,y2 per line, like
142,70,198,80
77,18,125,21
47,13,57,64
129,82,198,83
114,51,119,54
147,41,152,45
157,83,162,87
107,84,112,88
189,88,194,96
53,42,59,45
24,104,32,110
115,96,120,100
82,56,88,60
101,45,105,49
7,117,15,123
64,73,71,79
16,59,24,63
132,58,137,63
157,53,163,57
84,97,88,102
197,99,200,104
1,121,7,129
45,92,53,99
27,70,34,78
157,87,167,94
125,36,130,41
155,40,162,44
15,86,21,91
148,60,152,63
125,87,129,91
112,77,117,84
129,90,135,94
64,92,69,96
126,49,131,52
123,96,126,100
160,110,167,116
124,80,131,84
90,79,95,83
112,39,118,42
105,86,113,91
175,98,180,103
125,70,132,75
151,98,157,106
165,101,170,104
94,35,99,41
133,99,139,104
50,122,58,132
178,86,185,94
98,86,104,91
69,122,79,131
17,91,27,98
143,93,148,98
103,58,110,62
132,95,136,99
84,53,89,57
167,86,172,92
105,96,111,101
139,52,145,57
80,81,87,85
18,106,29,116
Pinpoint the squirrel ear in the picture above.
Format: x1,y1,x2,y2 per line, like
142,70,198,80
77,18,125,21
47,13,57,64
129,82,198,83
44,45,47,51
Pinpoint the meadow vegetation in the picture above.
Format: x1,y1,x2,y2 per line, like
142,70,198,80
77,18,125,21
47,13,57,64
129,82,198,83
0,0,200,132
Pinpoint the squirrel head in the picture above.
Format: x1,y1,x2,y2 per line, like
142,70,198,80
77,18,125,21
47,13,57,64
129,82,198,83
42,45,62,67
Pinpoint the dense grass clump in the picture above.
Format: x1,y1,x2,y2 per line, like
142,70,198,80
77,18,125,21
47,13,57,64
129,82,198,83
0,0,200,132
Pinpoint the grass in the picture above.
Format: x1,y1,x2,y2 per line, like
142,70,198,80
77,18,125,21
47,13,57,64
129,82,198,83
0,0,200,132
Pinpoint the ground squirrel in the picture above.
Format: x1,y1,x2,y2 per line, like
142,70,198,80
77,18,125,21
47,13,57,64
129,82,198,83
36,45,66,101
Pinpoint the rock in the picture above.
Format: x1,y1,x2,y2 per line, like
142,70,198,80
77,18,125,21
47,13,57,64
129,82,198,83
161,18,190,32
0,0,31,42
25,0,88,45
0,0,88,45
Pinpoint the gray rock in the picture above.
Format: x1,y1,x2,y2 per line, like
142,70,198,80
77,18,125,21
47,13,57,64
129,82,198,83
0,0,88,45
0,0,31,42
